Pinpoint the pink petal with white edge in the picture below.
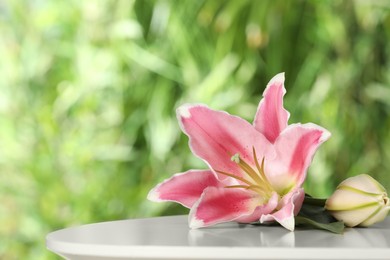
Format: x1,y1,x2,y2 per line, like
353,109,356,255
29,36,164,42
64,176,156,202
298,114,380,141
266,123,331,194
236,192,279,223
260,188,305,231
177,104,274,181
189,187,261,228
253,73,290,143
147,170,223,208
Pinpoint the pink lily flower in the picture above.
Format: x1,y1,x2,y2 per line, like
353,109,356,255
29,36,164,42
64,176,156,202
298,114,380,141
148,73,331,231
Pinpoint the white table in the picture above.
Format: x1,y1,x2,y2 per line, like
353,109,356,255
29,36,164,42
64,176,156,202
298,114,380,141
46,215,390,260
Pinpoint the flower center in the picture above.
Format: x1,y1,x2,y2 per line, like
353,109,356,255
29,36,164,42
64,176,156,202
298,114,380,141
215,147,274,199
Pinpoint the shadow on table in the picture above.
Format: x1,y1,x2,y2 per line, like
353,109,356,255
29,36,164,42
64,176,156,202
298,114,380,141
188,221,390,248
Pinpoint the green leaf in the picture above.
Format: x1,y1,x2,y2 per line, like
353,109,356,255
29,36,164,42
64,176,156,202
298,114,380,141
295,194,345,234
302,196,327,207
295,216,345,234
299,202,336,224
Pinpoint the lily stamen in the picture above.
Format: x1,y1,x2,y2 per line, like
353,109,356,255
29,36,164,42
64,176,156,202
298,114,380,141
225,185,268,196
216,150,276,199
252,147,273,191
215,170,255,187
230,151,273,194
232,154,264,185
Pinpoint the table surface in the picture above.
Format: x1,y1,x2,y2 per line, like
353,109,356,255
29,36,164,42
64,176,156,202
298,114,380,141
46,215,390,260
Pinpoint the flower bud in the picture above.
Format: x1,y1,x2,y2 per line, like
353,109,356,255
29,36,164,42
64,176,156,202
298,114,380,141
325,174,390,227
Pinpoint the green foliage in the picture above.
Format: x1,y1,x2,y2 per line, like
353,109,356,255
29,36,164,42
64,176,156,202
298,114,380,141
1,0,390,258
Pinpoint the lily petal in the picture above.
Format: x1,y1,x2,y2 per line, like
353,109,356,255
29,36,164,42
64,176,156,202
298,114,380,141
260,188,305,231
330,205,381,227
266,123,331,193
236,192,280,223
189,187,261,228
253,73,290,143
360,205,390,227
177,104,274,181
337,174,387,194
325,188,384,211
147,170,223,208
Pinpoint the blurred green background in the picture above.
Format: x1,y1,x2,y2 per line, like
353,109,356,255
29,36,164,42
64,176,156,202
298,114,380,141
1,0,390,258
